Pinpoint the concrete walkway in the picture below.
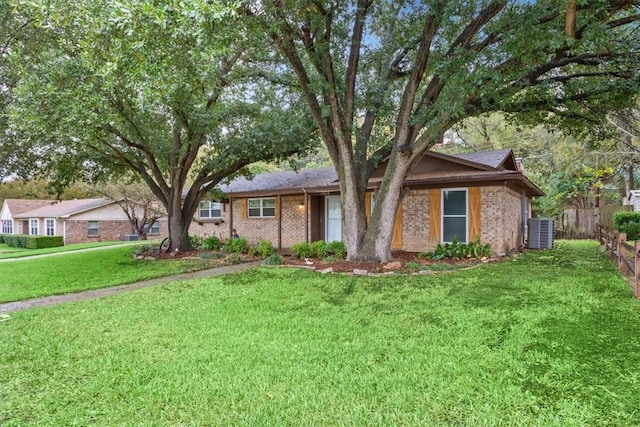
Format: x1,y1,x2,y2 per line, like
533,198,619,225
0,260,262,313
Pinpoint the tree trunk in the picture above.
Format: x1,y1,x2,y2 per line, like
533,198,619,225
346,151,413,263
625,163,634,197
167,189,195,252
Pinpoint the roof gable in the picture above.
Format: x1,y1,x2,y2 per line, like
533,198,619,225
371,149,511,180
451,149,517,171
1,199,53,218
13,198,114,219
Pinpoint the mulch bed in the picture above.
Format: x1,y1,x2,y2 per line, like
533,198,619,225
137,246,502,275
279,251,494,274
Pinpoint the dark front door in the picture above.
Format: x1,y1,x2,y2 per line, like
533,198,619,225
309,195,325,242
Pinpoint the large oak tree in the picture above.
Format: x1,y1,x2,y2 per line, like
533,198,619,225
257,0,640,261
3,0,316,251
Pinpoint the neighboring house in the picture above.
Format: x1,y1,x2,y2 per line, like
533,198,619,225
190,149,544,253
0,198,165,245
627,190,640,211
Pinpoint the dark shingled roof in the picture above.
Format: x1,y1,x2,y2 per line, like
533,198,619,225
450,149,514,170
219,167,338,195
216,149,528,196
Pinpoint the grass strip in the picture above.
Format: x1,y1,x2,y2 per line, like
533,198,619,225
0,245,217,302
0,241,137,259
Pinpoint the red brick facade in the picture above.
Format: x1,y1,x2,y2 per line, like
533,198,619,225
193,184,530,254
64,220,163,244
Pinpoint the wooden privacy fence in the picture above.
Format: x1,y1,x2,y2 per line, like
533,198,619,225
596,223,640,298
559,205,633,239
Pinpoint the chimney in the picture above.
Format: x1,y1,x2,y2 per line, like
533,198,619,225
515,157,525,173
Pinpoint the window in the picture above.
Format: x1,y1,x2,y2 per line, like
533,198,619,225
248,198,275,218
87,220,99,236
147,221,160,235
199,201,222,219
442,189,467,243
45,219,55,236
1,219,12,234
30,219,39,235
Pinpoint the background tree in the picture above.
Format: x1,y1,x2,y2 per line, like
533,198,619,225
84,180,164,240
0,179,92,206
257,0,640,261
3,0,317,251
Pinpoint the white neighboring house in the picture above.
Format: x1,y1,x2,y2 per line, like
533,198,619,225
627,190,640,211
0,198,166,245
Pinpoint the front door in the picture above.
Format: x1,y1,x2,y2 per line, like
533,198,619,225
325,195,342,242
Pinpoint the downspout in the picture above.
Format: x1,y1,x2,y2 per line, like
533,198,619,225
228,197,234,239
521,188,527,247
277,194,282,251
302,188,308,243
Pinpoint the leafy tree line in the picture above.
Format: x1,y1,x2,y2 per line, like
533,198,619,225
249,0,640,261
1,0,318,251
1,1,640,261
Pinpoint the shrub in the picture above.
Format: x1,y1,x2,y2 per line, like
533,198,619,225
256,240,274,257
421,237,491,260
202,236,222,250
613,211,640,240
310,240,328,258
291,242,313,259
189,235,203,249
261,253,283,265
0,234,5,244
326,241,346,259
3,234,28,248
25,236,64,249
223,237,248,254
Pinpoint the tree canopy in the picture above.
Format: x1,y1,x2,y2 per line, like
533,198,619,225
3,0,317,250
256,0,640,261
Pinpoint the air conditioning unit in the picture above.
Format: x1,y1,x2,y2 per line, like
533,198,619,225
528,218,554,249
124,234,139,241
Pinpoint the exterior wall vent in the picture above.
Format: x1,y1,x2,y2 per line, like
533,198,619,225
528,218,554,249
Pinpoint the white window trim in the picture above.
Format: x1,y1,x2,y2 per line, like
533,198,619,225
1,219,12,234
248,197,276,218
441,188,468,243
199,201,223,219
87,220,100,237
45,218,56,236
29,218,39,236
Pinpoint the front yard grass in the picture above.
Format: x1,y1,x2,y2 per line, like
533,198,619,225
1,240,639,425
0,240,138,259
0,245,230,303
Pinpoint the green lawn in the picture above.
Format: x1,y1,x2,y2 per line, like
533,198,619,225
0,241,144,259
1,241,639,425
0,245,225,303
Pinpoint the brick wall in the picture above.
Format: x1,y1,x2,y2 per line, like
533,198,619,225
65,220,134,244
187,186,527,253
189,207,230,240
402,189,430,252
401,185,526,254
225,196,306,248
280,195,307,247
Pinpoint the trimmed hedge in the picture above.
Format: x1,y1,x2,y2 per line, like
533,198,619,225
0,234,5,244
613,211,640,240
2,234,64,249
